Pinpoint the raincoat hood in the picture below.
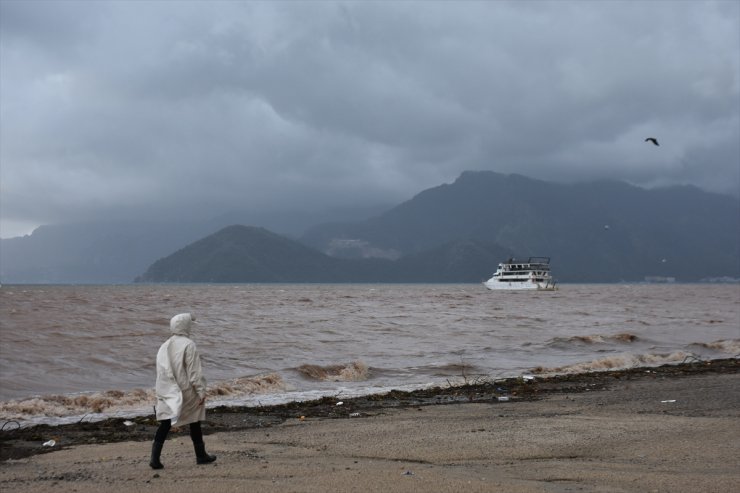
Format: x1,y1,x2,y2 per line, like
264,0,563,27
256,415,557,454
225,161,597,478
170,313,196,337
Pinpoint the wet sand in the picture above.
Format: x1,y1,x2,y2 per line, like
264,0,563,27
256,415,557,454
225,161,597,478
1,360,739,492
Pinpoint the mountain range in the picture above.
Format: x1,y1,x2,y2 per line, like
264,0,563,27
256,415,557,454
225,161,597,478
0,205,385,284
135,225,513,283
2,171,738,283
302,171,740,282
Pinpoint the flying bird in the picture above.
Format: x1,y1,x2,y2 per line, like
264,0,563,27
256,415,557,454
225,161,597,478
645,137,659,146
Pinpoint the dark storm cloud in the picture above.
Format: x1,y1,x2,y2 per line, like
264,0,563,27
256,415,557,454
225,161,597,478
1,0,738,237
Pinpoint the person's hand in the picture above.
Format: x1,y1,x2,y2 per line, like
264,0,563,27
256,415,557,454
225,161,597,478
199,396,206,406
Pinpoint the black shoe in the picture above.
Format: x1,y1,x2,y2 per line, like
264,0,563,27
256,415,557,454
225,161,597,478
194,442,217,465
149,441,165,469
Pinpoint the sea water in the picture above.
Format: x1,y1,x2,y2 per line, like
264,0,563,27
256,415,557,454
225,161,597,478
1,283,738,427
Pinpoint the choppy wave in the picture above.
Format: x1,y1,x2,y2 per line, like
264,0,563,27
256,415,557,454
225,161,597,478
296,361,369,381
532,351,696,375
690,339,740,355
548,332,639,347
207,373,286,397
0,389,155,422
0,374,284,424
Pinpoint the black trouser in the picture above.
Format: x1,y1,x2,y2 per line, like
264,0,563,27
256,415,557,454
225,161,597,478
154,419,203,444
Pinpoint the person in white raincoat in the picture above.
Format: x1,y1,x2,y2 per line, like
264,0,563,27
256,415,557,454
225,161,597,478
149,313,216,469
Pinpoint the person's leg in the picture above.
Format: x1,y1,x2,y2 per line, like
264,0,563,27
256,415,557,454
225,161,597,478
189,422,216,464
154,419,172,443
188,421,203,443
149,419,171,469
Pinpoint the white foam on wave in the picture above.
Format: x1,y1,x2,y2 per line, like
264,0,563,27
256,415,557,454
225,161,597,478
206,380,447,411
0,378,448,429
0,388,155,422
532,350,695,375
0,373,285,428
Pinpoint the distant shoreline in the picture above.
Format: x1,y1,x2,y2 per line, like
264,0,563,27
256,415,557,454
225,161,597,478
3,280,739,286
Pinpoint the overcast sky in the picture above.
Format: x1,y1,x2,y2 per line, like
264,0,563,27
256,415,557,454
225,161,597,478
1,0,738,238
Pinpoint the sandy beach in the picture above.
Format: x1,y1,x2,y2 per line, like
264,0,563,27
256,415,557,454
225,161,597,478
2,360,739,492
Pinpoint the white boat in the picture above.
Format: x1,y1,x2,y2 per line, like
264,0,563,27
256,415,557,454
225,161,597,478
483,257,557,291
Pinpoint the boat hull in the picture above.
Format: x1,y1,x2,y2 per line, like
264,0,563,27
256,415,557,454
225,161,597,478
483,280,557,291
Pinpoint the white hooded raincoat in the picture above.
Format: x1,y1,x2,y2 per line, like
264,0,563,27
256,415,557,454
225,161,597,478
155,313,206,426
